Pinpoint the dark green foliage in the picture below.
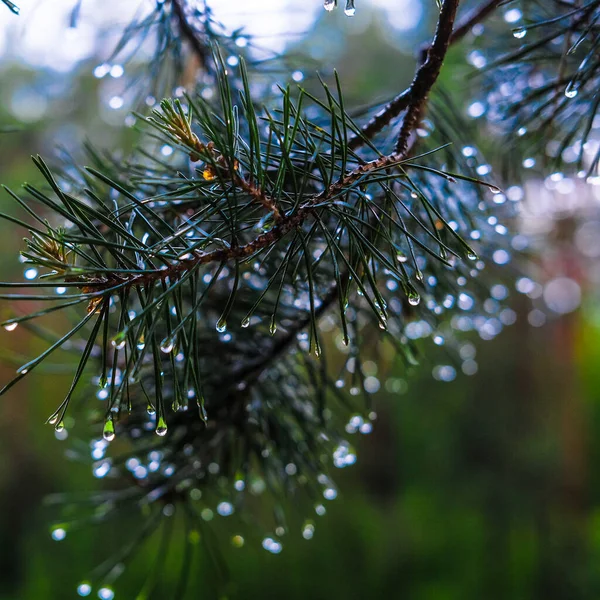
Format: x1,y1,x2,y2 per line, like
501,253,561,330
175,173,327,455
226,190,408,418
478,0,600,176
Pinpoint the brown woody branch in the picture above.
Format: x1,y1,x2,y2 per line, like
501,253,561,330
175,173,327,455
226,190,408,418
171,0,210,70
349,0,501,151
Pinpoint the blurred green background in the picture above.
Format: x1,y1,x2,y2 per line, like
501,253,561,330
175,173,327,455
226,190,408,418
1,2,600,599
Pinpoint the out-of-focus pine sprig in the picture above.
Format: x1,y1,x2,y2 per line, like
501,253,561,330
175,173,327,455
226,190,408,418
475,0,600,178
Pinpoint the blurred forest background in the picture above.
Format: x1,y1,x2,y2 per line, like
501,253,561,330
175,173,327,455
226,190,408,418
1,1,600,599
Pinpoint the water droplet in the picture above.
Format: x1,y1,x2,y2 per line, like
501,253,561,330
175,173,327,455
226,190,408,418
146,403,156,415
217,501,234,516
97,587,114,600
160,335,175,353
467,250,478,260
262,537,283,554
136,335,145,350
415,270,424,282
3,322,17,332
269,318,277,335
513,27,526,39
111,334,126,350
488,186,502,194
55,420,65,433
156,417,168,436
408,292,421,306
302,520,315,540
216,318,227,333
103,419,115,442
344,0,355,16
565,81,579,98
397,252,408,263
51,526,67,541
77,582,92,597
324,0,336,11
232,534,245,548
241,317,250,328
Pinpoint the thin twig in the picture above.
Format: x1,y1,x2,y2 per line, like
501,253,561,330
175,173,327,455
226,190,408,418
396,0,460,154
349,0,501,150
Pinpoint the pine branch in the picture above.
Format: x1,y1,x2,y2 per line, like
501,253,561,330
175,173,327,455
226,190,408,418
1,0,18,14
171,0,210,69
395,0,460,155
350,0,502,149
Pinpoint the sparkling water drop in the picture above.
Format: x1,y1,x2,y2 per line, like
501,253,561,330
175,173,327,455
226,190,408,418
51,526,66,541
241,317,250,328
156,417,168,437
269,318,277,335
3,322,17,332
513,27,526,39
77,582,92,597
324,0,336,11
111,334,126,350
216,318,227,333
102,419,115,442
565,81,579,98
160,335,175,354
344,0,355,16
408,292,421,306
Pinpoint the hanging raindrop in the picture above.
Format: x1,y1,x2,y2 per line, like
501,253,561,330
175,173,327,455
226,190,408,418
565,80,579,98
103,419,115,442
408,292,421,306
216,317,227,333
156,416,168,436
324,0,336,11
160,335,175,353
344,0,356,16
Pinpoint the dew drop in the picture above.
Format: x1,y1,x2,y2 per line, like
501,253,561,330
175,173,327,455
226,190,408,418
408,292,421,306
344,0,355,16
55,420,65,433
103,419,115,442
160,335,175,354
3,322,17,332
77,582,92,597
146,403,156,415
467,250,478,260
565,81,579,98
97,587,114,600
51,526,67,541
488,186,502,194
216,318,227,333
111,336,126,350
156,417,168,437
513,27,526,39
324,0,336,11
269,318,277,335
241,317,250,328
